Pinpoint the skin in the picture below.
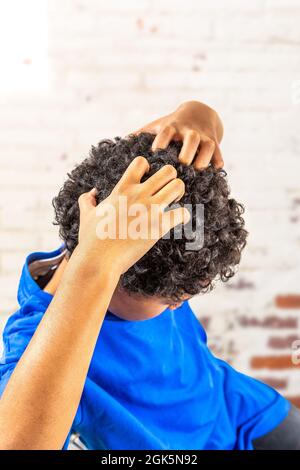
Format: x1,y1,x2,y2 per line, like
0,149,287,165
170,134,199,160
0,101,223,449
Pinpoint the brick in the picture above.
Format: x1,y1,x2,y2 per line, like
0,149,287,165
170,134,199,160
285,396,300,409
251,356,300,370
255,377,288,390
268,335,300,349
199,316,210,331
238,316,298,329
225,278,255,290
276,295,300,309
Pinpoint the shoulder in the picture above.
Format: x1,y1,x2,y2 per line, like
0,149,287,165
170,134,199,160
1,293,50,373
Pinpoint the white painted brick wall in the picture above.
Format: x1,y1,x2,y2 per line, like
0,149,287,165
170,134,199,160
0,0,299,402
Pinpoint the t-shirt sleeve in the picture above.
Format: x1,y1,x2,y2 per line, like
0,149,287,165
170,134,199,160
0,300,81,449
218,359,291,449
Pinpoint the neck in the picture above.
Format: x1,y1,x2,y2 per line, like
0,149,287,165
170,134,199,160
108,286,168,321
43,256,169,321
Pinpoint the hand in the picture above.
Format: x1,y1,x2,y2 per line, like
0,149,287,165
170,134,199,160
77,157,190,275
134,101,224,170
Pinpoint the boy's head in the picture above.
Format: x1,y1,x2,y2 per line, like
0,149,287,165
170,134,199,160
53,133,247,308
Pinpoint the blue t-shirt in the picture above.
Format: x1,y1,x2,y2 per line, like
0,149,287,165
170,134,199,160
0,247,290,450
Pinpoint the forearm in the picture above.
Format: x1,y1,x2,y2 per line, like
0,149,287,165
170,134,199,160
0,247,119,450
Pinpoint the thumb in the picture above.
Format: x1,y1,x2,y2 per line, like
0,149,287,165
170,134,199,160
78,188,97,216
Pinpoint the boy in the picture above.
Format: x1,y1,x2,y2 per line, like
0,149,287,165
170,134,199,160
0,102,299,450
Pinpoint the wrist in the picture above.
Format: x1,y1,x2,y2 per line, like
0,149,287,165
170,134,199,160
70,245,121,287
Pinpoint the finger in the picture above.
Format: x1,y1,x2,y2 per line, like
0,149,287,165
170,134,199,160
153,178,185,207
194,139,215,170
161,206,190,237
178,130,201,165
211,143,224,169
78,188,97,214
116,156,150,188
152,125,176,151
142,164,177,195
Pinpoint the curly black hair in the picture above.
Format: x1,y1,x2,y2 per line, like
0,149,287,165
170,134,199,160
53,133,247,301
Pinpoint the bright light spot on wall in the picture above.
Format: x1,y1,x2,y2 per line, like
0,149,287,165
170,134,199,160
0,0,48,90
